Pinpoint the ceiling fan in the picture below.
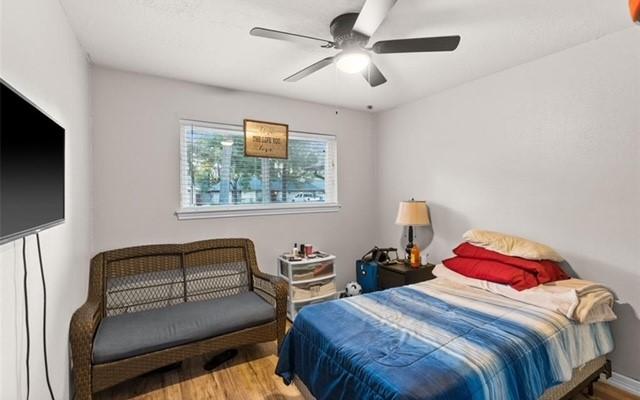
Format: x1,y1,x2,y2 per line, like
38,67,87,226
249,0,461,87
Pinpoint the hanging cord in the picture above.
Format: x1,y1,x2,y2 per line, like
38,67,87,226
36,233,55,399
333,61,340,117
369,59,373,109
22,237,30,400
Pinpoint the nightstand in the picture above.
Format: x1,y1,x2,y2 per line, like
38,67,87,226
379,262,436,290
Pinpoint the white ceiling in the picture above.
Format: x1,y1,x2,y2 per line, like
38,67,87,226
60,0,631,111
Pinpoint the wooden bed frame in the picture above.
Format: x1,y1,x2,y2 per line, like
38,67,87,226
293,356,611,400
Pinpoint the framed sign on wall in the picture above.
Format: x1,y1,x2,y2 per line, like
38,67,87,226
243,119,289,159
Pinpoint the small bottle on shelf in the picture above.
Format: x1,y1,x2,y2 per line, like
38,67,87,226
292,243,298,257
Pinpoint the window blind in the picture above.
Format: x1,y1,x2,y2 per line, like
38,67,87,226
180,120,338,209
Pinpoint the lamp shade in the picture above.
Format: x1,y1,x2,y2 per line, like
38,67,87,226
395,200,430,226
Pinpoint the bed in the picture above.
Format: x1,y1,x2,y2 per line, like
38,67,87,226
276,275,613,400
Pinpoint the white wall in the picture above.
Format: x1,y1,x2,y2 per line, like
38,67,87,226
374,28,640,379
0,0,92,398
91,66,376,290
2,2,635,395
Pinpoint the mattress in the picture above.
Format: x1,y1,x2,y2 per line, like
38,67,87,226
276,278,613,400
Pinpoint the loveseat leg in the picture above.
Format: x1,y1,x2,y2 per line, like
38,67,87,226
277,336,284,353
276,319,286,354
72,369,93,400
70,337,95,400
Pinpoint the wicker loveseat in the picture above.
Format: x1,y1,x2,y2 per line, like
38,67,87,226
70,238,287,399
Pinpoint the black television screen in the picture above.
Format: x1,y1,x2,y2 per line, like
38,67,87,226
0,79,65,244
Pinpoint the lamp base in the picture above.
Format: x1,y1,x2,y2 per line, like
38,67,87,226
404,224,415,265
404,243,414,266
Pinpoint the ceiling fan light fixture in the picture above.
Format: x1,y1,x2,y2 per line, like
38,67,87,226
250,0,461,87
335,50,370,74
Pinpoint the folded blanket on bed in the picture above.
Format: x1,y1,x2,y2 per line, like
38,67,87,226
452,242,569,284
434,264,616,323
549,278,616,323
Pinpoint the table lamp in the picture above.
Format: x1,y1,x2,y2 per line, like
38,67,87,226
395,199,430,264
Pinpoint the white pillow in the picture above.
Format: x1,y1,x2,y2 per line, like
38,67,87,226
463,229,564,262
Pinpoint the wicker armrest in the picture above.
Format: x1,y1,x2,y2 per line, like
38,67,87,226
253,271,288,350
70,300,102,397
253,271,288,306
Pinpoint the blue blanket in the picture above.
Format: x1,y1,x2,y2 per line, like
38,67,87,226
276,279,613,400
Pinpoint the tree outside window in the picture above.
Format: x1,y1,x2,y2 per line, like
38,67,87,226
182,123,335,208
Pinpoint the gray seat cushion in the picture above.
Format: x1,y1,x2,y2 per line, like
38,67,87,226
92,292,275,364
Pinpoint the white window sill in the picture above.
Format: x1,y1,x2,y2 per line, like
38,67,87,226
175,202,341,220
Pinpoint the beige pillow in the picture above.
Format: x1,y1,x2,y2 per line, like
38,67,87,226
462,229,564,262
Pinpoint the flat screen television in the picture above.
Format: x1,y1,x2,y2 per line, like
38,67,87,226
0,79,65,245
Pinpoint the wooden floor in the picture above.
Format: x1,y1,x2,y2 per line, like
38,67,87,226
578,383,640,400
98,342,638,400
97,341,302,400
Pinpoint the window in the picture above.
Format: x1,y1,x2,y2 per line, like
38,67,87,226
177,120,339,219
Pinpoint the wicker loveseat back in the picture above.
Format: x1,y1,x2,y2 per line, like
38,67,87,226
104,247,182,316
103,243,252,316
183,244,250,302
70,238,287,399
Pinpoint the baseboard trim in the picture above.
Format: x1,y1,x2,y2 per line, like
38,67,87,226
607,372,640,396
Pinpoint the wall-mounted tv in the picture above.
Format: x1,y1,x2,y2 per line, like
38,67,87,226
0,79,65,245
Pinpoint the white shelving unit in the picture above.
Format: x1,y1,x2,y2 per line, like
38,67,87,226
278,253,337,320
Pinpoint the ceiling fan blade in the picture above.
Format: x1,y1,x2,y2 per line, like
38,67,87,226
250,27,335,48
284,57,335,82
353,0,398,38
362,62,387,87
372,35,461,54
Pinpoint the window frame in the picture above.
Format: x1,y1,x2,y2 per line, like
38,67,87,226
176,119,340,220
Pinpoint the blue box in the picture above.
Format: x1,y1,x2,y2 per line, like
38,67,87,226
356,260,379,293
